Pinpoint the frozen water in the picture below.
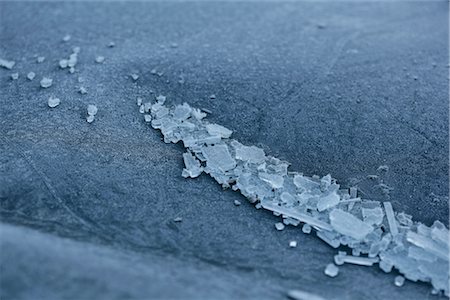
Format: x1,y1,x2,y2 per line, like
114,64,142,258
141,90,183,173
95,56,105,63
289,240,297,248
234,200,241,206
275,222,285,231
155,95,166,104
144,114,152,123
40,77,53,88
329,209,374,240
394,275,405,287
47,96,60,108
86,115,95,123
79,87,88,94
62,34,71,42
137,97,143,106
27,72,35,81
181,151,203,178
10,73,19,80
287,289,326,300
383,202,399,236
173,217,183,222
59,59,68,69
37,56,45,63
316,192,340,212
202,145,236,173
0,58,15,69
324,263,339,277
130,74,139,81
108,41,115,48
302,224,312,234
87,105,98,116
206,124,233,138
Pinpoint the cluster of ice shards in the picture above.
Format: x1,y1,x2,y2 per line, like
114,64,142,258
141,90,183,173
147,101,449,296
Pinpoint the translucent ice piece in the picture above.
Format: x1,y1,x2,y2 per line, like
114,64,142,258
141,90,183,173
329,209,374,240
324,263,339,277
181,151,203,178
0,58,15,69
206,124,233,138
47,96,60,108
317,230,340,248
394,275,405,287
232,142,266,163
316,192,340,212
275,222,285,231
362,207,384,226
173,103,192,121
258,172,284,189
40,77,53,88
87,105,98,116
202,145,236,173
302,224,312,234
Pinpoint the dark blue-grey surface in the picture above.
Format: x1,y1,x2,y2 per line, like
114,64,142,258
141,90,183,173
0,1,448,299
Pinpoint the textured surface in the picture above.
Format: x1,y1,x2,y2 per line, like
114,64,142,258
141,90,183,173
0,2,448,299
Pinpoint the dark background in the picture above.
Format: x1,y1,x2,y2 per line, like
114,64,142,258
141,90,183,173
0,2,448,299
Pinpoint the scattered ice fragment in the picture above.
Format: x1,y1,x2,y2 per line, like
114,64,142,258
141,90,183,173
156,95,166,104
324,263,339,277
87,104,98,116
362,207,384,226
69,67,75,74
289,240,297,248
317,230,340,248
37,56,45,63
130,74,139,81
40,77,53,88
173,217,183,222
329,208,374,240
108,41,115,48
206,124,233,138
287,289,326,300
62,34,71,42
59,59,68,68
86,115,95,123
210,94,216,99
255,203,262,209
259,172,284,189
139,104,145,114
10,73,19,80
394,275,405,287
95,56,105,63
79,87,88,94
137,97,143,106
232,142,266,163
191,108,207,120
173,103,192,121
377,165,389,172
349,186,357,198
144,114,152,123
275,222,285,231
47,96,60,108
234,200,241,206
202,145,236,173
379,259,393,273
26,72,35,81
316,191,340,212
0,58,15,69
73,46,81,54
181,151,203,178
302,224,312,234
383,202,399,236
170,42,178,48
341,255,379,266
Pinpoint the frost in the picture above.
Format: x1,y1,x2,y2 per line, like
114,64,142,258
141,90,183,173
27,72,35,81
0,58,15,69
87,105,98,116
40,77,53,88
47,96,60,108
324,263,339,277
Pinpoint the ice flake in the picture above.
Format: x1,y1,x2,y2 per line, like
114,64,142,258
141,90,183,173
206,124,233,139
324,263,339,277
287,290,326,300
108,41,115,48
232,141,266,163
341,254,379,266
181,151,203,178
202,145,236,173
62,34,71,42
377,165,389,172
87,104,98,116
95,56,105,64
394,275,405,287
59,59,68,69
27,72,36,81
139,105,145,114
349,186,358,198
191,108,207,120
10,73,19,80
302,224,312,234
40,77,53,88
86,115,95,123
383,201,399,236
289,240,297,248
329,209,373,240
316,191,340,212
234,200,241,206
144,114,152,123
0,58,15,69
37,56,45,63
137,97,143,106
259,172,284,189
79,87,88,94
155,95,166,104
47,96,60,108
173,103,192,121
362,207,384,226
317,230,340,248
275,222,285,231
210,94,216,99
173,217,183,222
130,74,139,81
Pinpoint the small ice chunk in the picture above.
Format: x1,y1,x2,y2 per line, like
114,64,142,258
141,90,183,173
40,77,53,88
69,67,75,74
68,53,78,67
317,231,340,248
377,165,389,172
317,192,340,212
79,87,87,94
362,207,384,226
234,200,241,206
10,73,19,80
173,217,183,222
287,289,326,300
302,224,312,234
289,240,297,248
293,175,320,190
206,124,233,138
341,255,379,266
0,58,15,69
324,263,339,277
349,186,357,198
27,72,36,81
394,275,405,287
86,115,95,123
137,97,143,106
108,41,115,47
255,203,262,209
59,59,68,69
62,34,71,42
329,208,374,240
130,74,139,81
156,95,166,104
259,172,284,189
47,96,60,108
95,56,105,63
233,142,266,163
37,56,45,63
275,222,285,231
383,202,399,236
173,103,192,121
202,145,236,173
210,94,216,99
73,46,81,54
181,151,203,178
191,108,207,120
144,114,152,123
379,259,393,273
87,104,98,116
170,42,178,48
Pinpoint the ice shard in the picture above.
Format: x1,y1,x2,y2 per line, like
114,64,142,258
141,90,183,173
329,209,374,240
